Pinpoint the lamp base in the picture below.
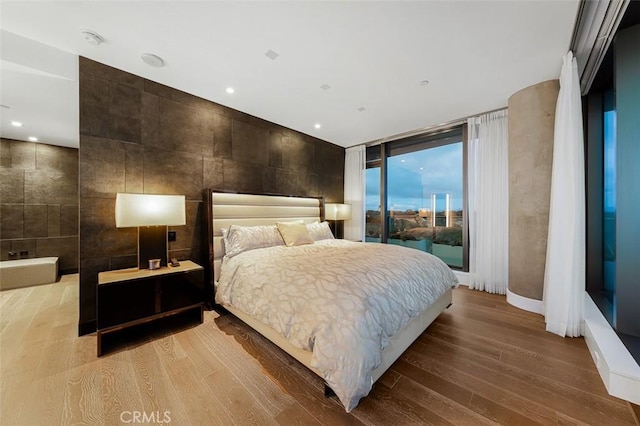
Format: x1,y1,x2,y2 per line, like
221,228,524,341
138,226,167,269
328,220,344,239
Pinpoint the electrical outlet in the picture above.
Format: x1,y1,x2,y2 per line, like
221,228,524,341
19,251,28,257
168,231,177,242
8,251,17,260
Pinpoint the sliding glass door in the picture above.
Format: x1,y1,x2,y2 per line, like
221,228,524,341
366,127,467,270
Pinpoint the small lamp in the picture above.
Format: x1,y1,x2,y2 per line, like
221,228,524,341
115,193,186,269
325,203,352,239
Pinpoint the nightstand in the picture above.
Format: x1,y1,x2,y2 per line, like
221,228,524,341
97,260,204,356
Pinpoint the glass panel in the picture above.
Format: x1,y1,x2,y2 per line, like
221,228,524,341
603,94,616,324
365,166,382,242
386,141,463,268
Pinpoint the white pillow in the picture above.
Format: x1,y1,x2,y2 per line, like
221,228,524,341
306,221,335,241
276,221,314,246
224,224,285,258
221,227,229,249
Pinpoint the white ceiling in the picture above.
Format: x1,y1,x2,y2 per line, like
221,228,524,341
0,1,579,149
1,30,79,148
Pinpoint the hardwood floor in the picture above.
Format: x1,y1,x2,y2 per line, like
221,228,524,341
1,276,637,425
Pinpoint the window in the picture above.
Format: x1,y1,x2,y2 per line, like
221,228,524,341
366,127,467,270
603,90,616,320
365,145,382,241
584,1,640,361
365,167,381,240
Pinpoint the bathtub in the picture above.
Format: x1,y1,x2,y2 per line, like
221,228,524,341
0,257,59,290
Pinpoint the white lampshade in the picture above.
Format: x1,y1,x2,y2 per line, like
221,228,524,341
325,203,352,221
115,193,186,227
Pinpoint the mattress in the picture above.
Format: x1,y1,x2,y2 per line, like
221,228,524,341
216,239,458,411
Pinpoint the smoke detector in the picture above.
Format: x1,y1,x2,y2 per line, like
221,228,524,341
80,30,104,46
141,53,165,68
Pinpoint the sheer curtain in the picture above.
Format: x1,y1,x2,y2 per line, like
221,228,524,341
343,145,365,241
543,51,585,338
468,110,509,294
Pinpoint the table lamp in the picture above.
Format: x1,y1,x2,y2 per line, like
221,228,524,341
325,203,352,239
115,193,186,269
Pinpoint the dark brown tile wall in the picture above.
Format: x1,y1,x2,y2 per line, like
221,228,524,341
78,57,344,334
0,138,79,273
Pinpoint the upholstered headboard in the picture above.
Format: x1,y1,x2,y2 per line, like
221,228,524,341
203,190,324,306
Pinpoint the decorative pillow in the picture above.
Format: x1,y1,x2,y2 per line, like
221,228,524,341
224,224,285,258
306,221,335,241
276,221,314,247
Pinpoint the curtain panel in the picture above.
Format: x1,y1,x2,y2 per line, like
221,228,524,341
543,51,585,338
468,110,509,294
343,145,366,241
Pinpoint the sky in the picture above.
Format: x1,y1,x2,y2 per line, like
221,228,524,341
366,142,463,212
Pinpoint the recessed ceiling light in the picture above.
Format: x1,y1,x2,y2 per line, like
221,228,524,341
420,167,424,170
141,53,165,68
11,121,22,127
314,123,321,129
265,49,279,60
320,84,331,90
80,29,104,46
420,80,430,86
401,159,406,163
28,136,38,142
357,107,366,112
226,87,235,94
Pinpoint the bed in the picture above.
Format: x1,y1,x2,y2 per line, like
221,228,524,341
203,190,458,412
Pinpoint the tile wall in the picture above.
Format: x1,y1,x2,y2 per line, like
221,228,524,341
0,138,78,274
78,57,344,333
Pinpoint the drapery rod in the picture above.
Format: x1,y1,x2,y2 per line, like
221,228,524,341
363,105,507,147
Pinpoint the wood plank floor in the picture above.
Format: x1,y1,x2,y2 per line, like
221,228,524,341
1,276,638,425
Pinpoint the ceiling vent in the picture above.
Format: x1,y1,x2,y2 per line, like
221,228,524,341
141,53,165,68
265,49,279,60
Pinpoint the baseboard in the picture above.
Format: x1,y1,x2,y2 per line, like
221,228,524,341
453,271,468,286
506,288,543,314
584,292,640,405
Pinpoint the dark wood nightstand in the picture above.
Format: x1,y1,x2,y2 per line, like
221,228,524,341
97,260,204,356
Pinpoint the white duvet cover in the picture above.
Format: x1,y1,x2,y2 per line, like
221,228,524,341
216,239,458,411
